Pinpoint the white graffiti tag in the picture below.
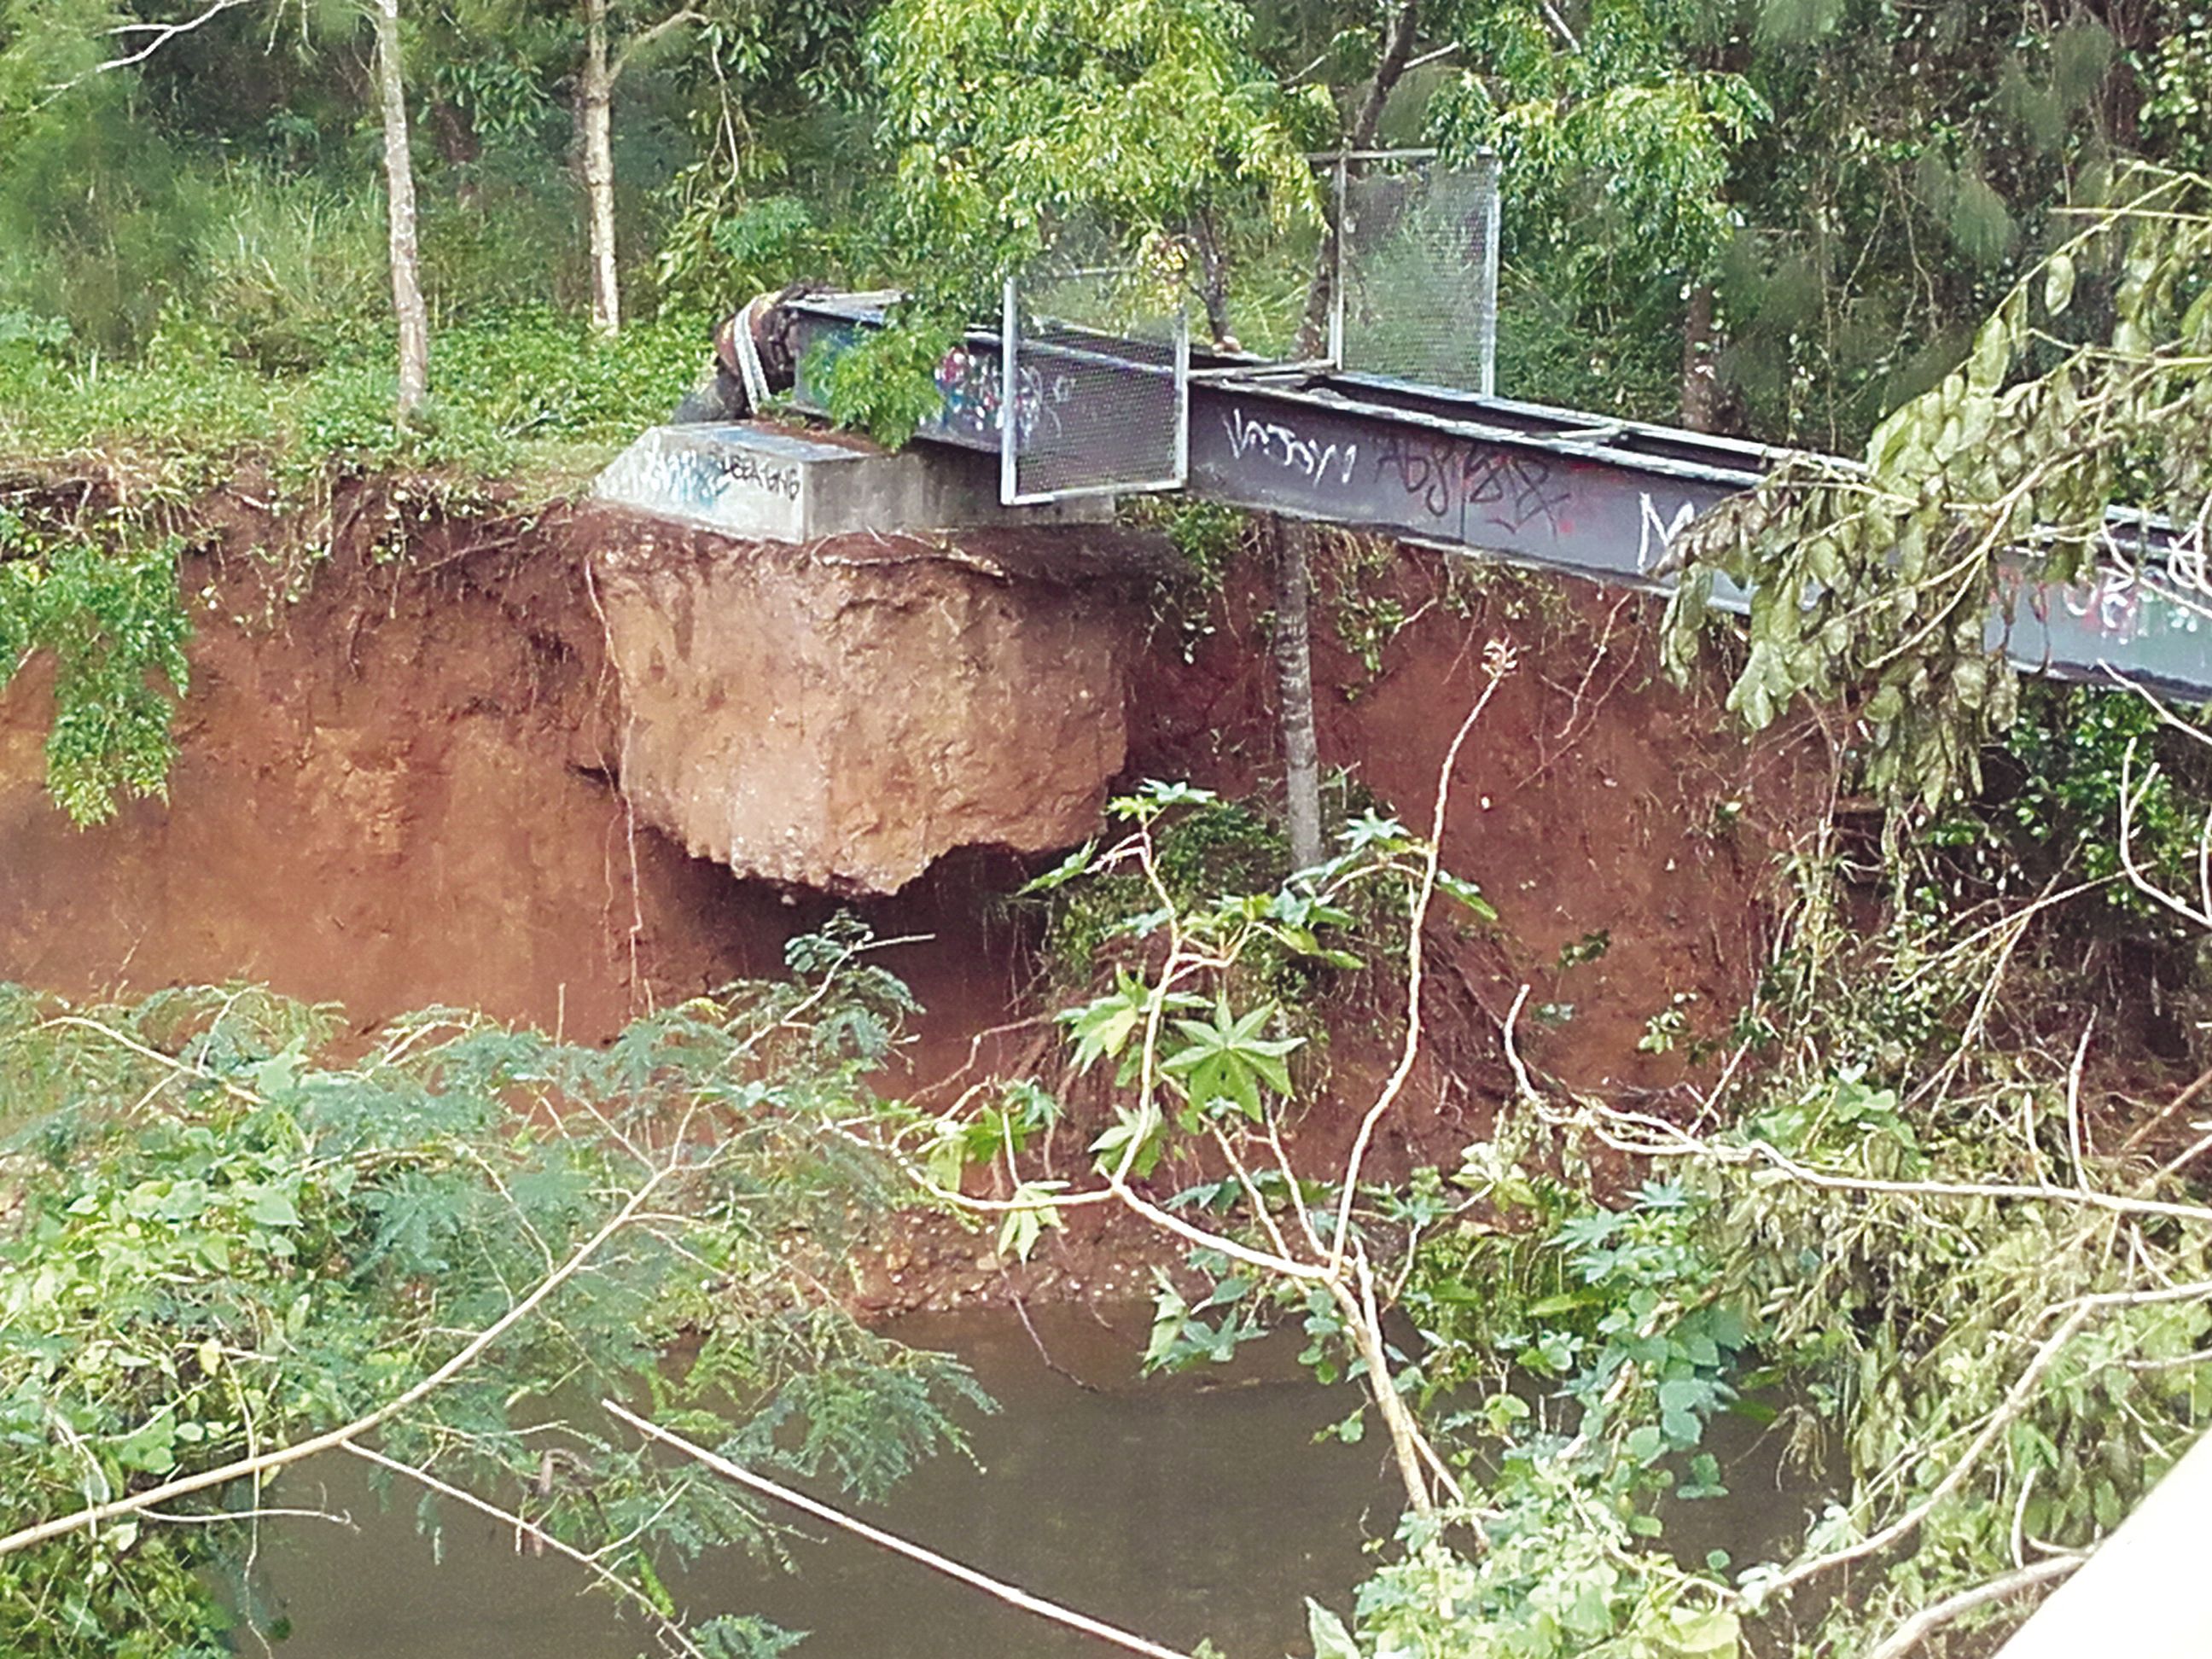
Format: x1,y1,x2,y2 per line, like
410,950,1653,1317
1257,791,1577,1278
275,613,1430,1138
1222,406,1360,487
2057,510,2212,643
1636,492,1699,576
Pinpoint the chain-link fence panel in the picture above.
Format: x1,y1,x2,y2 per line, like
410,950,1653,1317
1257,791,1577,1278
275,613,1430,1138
1336,151,1500,393
1000,265,1188,504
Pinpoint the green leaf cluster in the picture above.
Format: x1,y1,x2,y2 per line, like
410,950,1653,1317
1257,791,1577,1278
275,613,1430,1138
0,930,976,1657
0,503,191,825
1665,165,2212,808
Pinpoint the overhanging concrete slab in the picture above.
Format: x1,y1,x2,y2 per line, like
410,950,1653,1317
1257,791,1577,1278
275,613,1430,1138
591,420,1110,543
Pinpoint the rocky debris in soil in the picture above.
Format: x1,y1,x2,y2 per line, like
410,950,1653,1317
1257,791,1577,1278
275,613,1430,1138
590,516,1175,897
841,1204,1185,1320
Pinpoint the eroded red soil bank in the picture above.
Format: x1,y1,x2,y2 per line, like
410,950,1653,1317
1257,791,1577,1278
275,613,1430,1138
0,492,1825,1304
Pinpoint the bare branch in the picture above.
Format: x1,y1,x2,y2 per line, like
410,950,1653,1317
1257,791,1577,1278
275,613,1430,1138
87,0,259,78
609,7,705,83
1516,1066,2212,1231
1330,649,1513,1275
342,1444,708,1659
603,1401,1202,1659
1862,1553,2084,1659
1747,1305,2094,1609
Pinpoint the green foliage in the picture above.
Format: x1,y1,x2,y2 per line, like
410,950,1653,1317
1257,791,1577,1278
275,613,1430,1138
1944,679,2212,923
0,503,192,824
920,778,1492,1220
2143,14,2212,176
1028,786,1288,985
867,0,1313,308
651,0,878,305
1346,1502,1740,1659
1665,166,2212,808
812,310,961,449
831,0,1318,441
1430,3,1766,286
1,307,713,495
0,928,980,1657
1713,6,2144,447
996,764,2212,1659
1121,494,1245,591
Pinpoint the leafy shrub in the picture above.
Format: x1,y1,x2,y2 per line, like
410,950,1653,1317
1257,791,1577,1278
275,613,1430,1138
0,505,191,825
1983,680,2212,920
0,940,981,1657
811,312,961,449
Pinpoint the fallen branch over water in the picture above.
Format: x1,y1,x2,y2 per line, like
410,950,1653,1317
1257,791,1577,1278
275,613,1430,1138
602,1398,1201,1659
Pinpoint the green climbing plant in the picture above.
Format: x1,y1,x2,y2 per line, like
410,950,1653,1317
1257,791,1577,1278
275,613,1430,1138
0,501,191,825
1663,163,2212,808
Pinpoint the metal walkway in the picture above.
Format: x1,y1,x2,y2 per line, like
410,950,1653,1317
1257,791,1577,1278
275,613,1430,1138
779,293,2212,701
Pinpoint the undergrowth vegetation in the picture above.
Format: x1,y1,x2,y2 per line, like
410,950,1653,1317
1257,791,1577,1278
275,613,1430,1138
0,929,984,1658
0,306,710,494
927,750,2212,1659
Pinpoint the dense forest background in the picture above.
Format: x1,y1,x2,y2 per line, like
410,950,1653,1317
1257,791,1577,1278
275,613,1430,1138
5,0,2209,451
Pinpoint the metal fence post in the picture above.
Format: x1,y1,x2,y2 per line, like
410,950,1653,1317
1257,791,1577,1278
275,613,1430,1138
999,275,1019,506
1476,147,1501,397
1173,304,1190,486
1329,152,1348,370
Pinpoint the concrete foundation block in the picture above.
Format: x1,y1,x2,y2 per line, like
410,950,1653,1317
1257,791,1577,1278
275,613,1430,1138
591,421,1111,544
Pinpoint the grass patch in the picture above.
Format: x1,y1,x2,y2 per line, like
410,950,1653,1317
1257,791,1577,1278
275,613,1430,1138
0,305,713,504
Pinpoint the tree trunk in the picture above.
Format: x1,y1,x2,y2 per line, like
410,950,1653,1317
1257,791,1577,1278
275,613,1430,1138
1680,280,1718,432
1190,209,1236,349
1295,0,1421,358
1272,516,1325,872
372,0,429,417
1272,0,1419,873
579,0,620,336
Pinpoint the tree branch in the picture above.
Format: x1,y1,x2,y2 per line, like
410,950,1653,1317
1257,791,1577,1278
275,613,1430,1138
603,1400,1202,1659
0,1167,672,1560
1746,1304,2094,1610
1328,647,1511,1275
84,0,259,77
1348,0,1422,152
342,1443,708,1659
609,8,706,85
1861,1553,2084,1659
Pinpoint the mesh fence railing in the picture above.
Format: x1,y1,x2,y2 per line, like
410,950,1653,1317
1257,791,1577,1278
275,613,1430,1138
1336,151,1500,393
1000,268,1188,504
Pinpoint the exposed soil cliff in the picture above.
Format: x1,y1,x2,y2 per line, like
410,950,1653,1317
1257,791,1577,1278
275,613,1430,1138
0,495,1041,1058
0,490,1823,1310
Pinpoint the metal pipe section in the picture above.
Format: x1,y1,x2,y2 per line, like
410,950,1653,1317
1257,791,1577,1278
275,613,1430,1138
779,294,2212,701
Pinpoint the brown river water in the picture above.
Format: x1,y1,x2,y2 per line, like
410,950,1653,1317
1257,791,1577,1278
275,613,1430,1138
258,1304,1397,1659
255,1304,1821,1658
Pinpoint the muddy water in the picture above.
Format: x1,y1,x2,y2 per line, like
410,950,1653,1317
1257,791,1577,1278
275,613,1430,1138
259,1305,1399,1659
257,1304,1826,1658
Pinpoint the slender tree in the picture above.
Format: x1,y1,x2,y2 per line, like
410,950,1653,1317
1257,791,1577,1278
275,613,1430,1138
573,0,703,335
44,0,437,418
373,0,430,411
1272,0,1423,871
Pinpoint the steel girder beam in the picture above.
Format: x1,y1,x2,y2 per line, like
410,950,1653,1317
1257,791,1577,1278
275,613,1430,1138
782,294,2212,701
